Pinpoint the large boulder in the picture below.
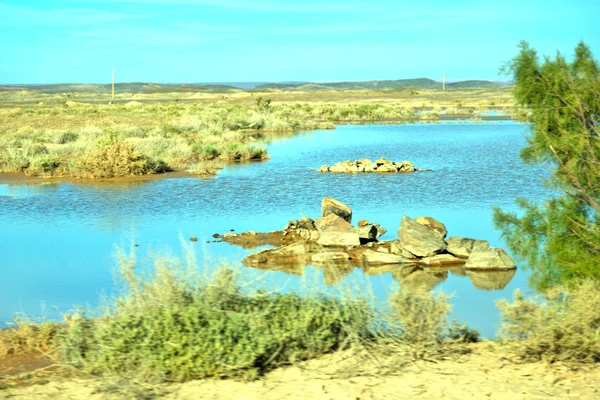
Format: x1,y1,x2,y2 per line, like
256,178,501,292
415,217,448,239
464,246,517,270
362,250,416,265
398,216,447,257
445,237,489,259
322,197,352,223
314,213,353,233
317,231,361,247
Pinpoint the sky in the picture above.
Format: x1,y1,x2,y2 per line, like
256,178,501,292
1,0,598,84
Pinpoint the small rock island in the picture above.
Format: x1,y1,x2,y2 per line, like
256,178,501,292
318,157,429,173
216,197,516,277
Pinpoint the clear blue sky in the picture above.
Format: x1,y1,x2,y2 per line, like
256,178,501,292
1,0,598,84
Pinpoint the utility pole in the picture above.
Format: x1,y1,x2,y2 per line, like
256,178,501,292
112,67,115,100
442,69,446,91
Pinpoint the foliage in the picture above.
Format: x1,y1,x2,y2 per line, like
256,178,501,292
493,41,600,289
57,249,371,382
75,133,167,178
0,316,57,358
498,280,600,362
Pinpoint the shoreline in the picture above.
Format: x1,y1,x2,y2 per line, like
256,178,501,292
0,117,518,185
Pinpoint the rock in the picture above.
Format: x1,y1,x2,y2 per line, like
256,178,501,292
314,213,353,233
190,237,198,242
445,237,489,258
358,224,378,242
415,216,447,239
322,197,352,223
420,254,465,267
376,247,389,253
359,158,372,165
398,160,415,172
330,164,349,173
390,241,418,259
358,219,369,227
398,216,446,257
372,223,387,238
318,165,330,172
362,250,416,265
317,230,361,247
375,157,389,166
245,243,310,265
375,164,394,173
298,216,315,230
466,269,516,291
311,252,350,264
270,243,308,257
223,232,238,238
464,246,517,270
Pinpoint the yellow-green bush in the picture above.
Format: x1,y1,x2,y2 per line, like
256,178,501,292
498,280,600,362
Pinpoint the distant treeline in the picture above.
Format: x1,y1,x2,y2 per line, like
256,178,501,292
0,78,509,94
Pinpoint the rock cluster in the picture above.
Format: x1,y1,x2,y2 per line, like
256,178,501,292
318,157,427,173
226,197,516,274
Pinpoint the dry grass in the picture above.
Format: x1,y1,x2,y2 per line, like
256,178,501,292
498,280,600,363
0,316,58,358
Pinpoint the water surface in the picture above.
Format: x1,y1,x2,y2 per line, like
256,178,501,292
0,122,550,337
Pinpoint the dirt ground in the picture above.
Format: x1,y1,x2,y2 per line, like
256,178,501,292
2,343,599,400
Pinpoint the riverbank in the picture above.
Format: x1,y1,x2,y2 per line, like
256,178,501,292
3,343,600,399
0,87,525,180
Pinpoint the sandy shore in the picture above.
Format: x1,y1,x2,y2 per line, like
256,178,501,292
2,344,599,400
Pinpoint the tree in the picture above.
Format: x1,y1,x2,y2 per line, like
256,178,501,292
493,41,600,290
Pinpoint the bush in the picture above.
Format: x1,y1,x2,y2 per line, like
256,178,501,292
75,133,167,178
0,316,57,358
28,154,61,174
497,280,600,362
57,251,370,382
56,131,79,144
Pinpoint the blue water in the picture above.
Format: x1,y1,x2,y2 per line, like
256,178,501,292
0,122,550,337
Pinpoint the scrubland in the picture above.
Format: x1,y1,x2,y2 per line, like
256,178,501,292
0,87,522,179
1,246,598,398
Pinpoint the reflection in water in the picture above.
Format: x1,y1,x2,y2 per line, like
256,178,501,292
393,267,449,292
466,269,517,291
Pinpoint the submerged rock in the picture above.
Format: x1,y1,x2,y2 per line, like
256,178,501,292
398,216,446,257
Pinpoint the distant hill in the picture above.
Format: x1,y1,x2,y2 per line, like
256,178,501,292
251,78,507,91
0,79,508,94
0,82,240,94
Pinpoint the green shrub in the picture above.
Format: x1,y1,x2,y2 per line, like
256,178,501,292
497,280,600,362
28,154,61,174
56,131,79,144
75,133,167,178
57,252,370,382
